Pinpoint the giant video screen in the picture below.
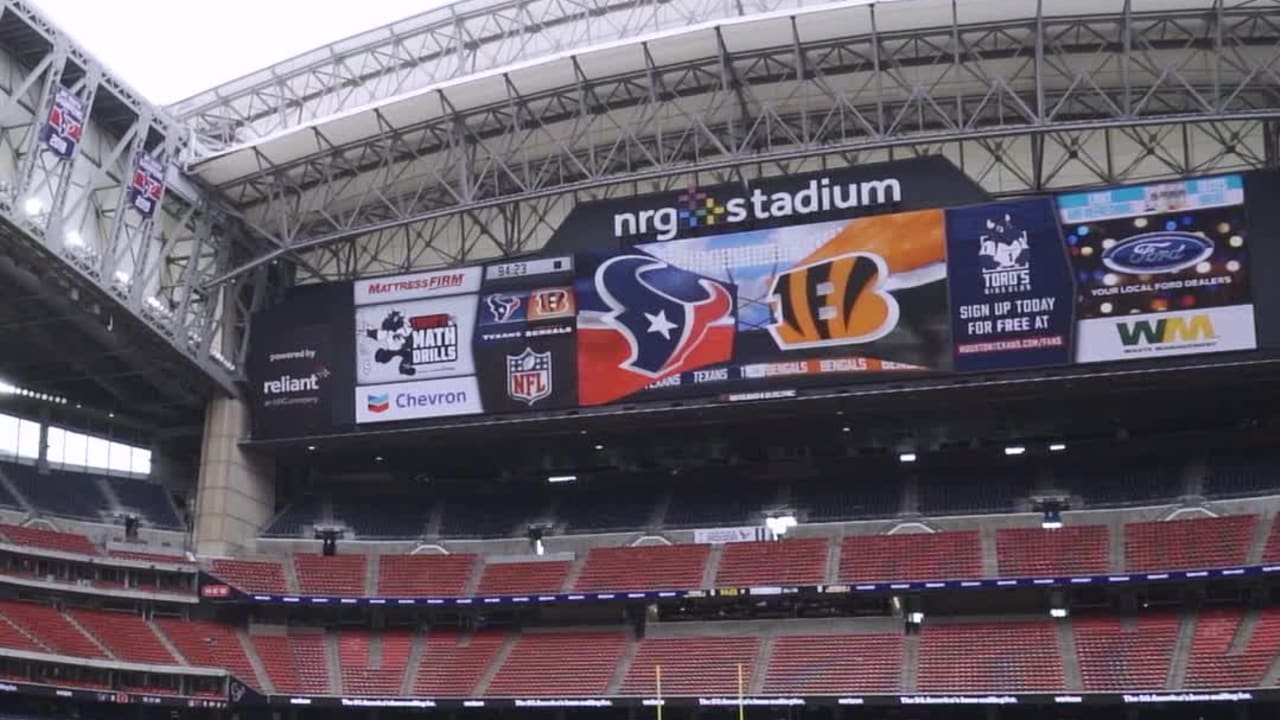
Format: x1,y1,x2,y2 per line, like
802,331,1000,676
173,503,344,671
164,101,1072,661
247,168,1266,439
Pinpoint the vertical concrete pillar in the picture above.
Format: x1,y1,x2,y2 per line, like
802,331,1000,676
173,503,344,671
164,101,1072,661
193,395,273,556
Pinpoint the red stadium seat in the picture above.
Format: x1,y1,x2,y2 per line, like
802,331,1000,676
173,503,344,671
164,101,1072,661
377,554,476,597
340,630,411,696
620,637,759,696
252,632,329,695
996,525,1110,577
476,560,570,596
574,545,709,592
0,525,97,556
839,531,982,582
1124,515,1256,572
486,632,627,697
1074,614,1178,690
155,618,260,686
1183,607,1280,689
0,600,106,659
67,608,176,664
292,553,366,596
917,620,1064,692
764,634,902,695
413,630,505,697
714,538,828,587
209,558,289,594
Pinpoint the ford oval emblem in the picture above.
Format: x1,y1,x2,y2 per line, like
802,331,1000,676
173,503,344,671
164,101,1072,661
1101,231,1214,274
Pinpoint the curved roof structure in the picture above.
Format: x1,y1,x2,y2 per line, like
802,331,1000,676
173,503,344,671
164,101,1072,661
174,0,1280,286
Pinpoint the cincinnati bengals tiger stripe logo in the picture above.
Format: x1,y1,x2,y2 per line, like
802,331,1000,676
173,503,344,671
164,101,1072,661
767,252,900,350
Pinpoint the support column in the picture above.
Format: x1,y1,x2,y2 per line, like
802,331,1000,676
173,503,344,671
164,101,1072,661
193,395,273,556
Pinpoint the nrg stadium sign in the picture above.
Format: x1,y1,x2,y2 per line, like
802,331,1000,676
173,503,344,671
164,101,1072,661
544,155,990,250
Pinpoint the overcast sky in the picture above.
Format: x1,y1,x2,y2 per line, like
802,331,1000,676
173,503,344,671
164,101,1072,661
31,0,447,105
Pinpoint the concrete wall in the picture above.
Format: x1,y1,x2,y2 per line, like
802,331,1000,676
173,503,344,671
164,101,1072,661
193,397,274,556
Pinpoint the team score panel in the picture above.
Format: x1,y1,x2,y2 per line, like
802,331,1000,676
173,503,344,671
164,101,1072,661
485,256,574,281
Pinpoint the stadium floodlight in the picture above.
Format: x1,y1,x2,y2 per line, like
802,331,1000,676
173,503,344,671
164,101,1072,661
306,445,316,452
593,443,604,451
907,611,925,625
113,270,130,285
899,452,918,463
1004,445,1026,456
22,197,42,216
1049,442,1067,452
1050,607,1069,619
64,230,83,248
766,514,797,538
547,475,577,484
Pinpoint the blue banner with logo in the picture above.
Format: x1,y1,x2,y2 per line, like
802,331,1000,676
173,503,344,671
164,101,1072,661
40,87,85,159
944,199,1075,372
128,152,166,217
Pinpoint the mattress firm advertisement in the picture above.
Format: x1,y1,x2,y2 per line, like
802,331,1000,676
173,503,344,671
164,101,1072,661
247,165,1269,439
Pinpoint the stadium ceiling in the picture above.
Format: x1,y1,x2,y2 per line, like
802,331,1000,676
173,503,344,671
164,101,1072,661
175,0,1280,286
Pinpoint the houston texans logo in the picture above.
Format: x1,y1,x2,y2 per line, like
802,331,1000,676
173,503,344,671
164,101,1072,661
595,255,733,377
486,293,522,322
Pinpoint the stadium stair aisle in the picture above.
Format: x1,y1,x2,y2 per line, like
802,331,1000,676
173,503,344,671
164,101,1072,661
1124,515,1257,572
763,634,903,694
1073,614,1179,690
376,554,477,596
339,630,411,695
839,531,982,582
917,620,1065,692
476,559,571,596
619,637,760,696
1183,607,1280,689
714,538,828,587
486,631,628,697
574,545,710,592
413,630,506,696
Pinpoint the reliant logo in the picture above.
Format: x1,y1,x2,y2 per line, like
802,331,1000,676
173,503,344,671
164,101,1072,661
262,373,322,395
613,177,903,241
1102,232,1214,274
1117,314,1216,347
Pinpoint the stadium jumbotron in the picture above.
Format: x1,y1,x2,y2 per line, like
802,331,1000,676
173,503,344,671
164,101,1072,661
0,0,1277,717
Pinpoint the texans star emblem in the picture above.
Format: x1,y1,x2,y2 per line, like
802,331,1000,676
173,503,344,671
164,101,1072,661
595,255,734,378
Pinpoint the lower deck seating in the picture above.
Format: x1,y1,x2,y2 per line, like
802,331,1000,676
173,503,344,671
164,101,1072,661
917,620,1064,692
413,630,505,697
839,531,982,582
1074,614,1179,691
339,630,411,695
574,545,709,592
1183,608,1280,689
486,632,627,697
764,634,903,694
620,637,760,696
252,632,330,695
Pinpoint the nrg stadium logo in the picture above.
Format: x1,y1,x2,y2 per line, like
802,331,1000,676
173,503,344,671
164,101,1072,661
612,176,903,241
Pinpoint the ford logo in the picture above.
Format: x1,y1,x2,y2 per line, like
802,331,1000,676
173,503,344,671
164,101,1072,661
1101,232,1214,274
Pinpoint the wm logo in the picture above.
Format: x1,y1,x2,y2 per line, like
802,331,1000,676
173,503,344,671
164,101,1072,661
1117,315,1216,346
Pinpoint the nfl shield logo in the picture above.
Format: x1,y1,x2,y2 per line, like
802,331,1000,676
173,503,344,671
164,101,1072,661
507,347,552,405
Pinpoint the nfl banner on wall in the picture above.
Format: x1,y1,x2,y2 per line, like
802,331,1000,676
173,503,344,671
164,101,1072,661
1058,175,1256,363
40,87,85,159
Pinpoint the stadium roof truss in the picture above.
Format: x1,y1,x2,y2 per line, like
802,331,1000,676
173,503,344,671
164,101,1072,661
177,0,1280,286
0,1,292,408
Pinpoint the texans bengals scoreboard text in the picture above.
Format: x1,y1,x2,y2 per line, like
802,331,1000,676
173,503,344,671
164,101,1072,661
246,158,1276,441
